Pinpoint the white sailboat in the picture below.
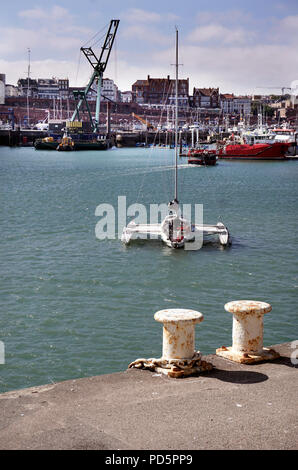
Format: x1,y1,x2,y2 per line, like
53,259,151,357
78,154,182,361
121,28,230,249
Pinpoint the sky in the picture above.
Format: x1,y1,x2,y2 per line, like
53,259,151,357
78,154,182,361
0,0,297,95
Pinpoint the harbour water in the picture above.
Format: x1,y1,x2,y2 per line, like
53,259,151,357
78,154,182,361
0,146,297,393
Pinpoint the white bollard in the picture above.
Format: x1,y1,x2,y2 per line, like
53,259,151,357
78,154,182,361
128,308,213,378
154,308,203,360
216,300,280,363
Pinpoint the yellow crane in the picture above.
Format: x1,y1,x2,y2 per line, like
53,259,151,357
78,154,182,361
132,112,157,131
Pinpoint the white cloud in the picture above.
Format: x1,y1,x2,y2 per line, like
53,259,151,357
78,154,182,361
18,5,69,21
2,7,297,96
18,7,47,20
187,24,254,45
123,8,161,23
123,8,178,24
195,9,254,26
273,14,298,40
0,26,83,58
121,25,171,46
0,58,92,87
150,40,298,95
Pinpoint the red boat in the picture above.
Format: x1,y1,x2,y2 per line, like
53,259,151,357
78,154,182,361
218,142,290,160
188,144,217,165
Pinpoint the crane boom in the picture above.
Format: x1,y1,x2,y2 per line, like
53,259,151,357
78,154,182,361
132,112,157,131
71,19,120,132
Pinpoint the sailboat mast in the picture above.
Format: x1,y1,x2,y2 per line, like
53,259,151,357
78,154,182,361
27,48,31,128
175,27,178,202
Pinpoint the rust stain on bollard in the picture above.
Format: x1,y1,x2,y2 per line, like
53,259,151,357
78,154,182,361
128,308,213,378
216,300,280,364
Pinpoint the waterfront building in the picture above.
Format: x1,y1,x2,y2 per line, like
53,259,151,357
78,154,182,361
0,74,5,104
37,78,59,99
101,78,119,102
121,91,133,103
58,79,69,100
193,88,220,108
132,75,189,108
17,77,69,100
17,78,38,98
5,84,19,97
37,78,69,100
220,93,251,115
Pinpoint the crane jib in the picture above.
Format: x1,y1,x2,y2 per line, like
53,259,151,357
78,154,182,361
71,19,120,132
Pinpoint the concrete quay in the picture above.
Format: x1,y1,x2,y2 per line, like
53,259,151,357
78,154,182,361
0,342,297,450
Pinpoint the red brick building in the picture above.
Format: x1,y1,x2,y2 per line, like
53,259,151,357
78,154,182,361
193,88,220,108
132,75,189,107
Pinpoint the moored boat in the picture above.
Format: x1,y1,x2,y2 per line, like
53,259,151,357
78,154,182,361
218,142,290,160
34,134,109,151
271,127,297,156
34,136,58,150
218,116,291,160
57,134,75,151
188,142,217,165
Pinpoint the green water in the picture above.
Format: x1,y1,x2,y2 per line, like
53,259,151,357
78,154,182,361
0,146,297,392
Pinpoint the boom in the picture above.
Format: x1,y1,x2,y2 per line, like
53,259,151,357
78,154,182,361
71,19,120,132
132,112,157,131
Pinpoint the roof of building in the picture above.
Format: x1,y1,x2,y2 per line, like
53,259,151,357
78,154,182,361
193,88,219,96
220,93,234,100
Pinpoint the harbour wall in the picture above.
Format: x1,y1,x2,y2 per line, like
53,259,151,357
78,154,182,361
0,341,297,450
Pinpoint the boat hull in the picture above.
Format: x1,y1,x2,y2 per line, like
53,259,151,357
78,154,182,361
187,150,217,165
188,156,217,165
218,142,290,160
34,139,108,151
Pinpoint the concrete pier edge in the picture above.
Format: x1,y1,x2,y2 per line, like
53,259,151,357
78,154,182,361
0,342,297,450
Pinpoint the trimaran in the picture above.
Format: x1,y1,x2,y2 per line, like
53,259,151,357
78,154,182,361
121,28,230,249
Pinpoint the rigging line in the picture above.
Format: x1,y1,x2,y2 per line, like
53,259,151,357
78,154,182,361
75,50,82,87
113,37,118,85
90,31,110,49
81,22,109,48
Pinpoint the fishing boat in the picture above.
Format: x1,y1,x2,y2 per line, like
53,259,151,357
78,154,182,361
218,115,291,160
188,142,217,165
121,29,230,249
270,127,297,156
218,141,290,160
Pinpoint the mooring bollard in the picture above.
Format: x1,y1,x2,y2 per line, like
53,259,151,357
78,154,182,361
216,300,280,363
154,308,203,360
128,308,213,378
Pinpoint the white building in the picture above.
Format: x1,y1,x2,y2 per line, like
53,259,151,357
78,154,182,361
5,84,19,97
0,74,5,104
101,78,118,102
121,91,133,103
220,94,251,115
